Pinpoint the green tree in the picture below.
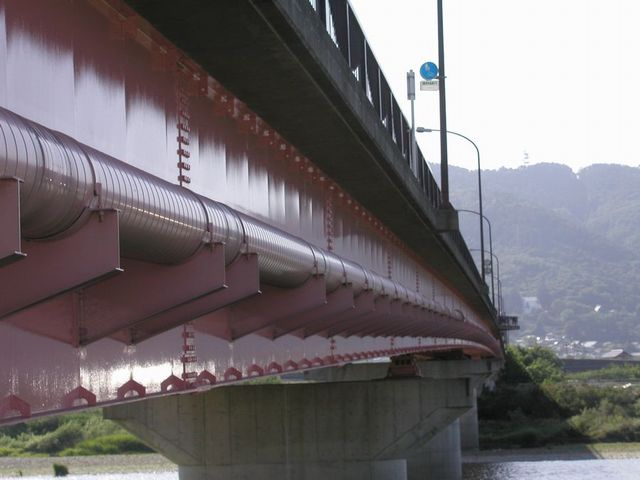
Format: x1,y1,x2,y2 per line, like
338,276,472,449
501,346,564,384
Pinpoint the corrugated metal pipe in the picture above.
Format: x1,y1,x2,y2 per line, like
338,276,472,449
0,106,462,321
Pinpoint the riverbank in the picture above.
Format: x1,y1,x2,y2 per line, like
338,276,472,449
2,444,640,477
464,442,640,464
0,454,176,478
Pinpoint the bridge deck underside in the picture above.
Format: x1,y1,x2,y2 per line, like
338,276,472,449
0,0,500,424
121,0,495,322
0,192,494,423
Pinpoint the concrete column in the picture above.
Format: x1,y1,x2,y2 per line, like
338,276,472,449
416,359,500,459
105,377,472,480
406,419,462,480
459,388,479,453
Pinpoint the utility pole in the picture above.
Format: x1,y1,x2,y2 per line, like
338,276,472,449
437,0,450,208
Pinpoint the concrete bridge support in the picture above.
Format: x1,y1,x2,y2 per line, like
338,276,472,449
106,372,477,480
459,389,480,453
407,419,462,480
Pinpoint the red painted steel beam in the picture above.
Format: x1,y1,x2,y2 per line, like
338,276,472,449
261,284,355,340
359,305,435,338
299,290,377,338
376,315,439,339
111,253,261,344
194,275,327,341
413,317,469,339
389,313,454,338
5,244,226,345
328,296,394,338
77,244,226,344
358,304,426,338
378,317,444,339
0,178,26,267
342,299,410,338
0,210,122,320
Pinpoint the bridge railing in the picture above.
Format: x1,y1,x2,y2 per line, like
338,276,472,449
308,0,492,295
448,229,482,282
309,0,441,211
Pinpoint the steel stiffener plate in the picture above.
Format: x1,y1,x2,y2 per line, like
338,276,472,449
0,209,121,319
4,244,226,345
264,283,355,339
0,178,25,267
300,290,377,338
194,275,327,341
329,296,393,338
112,253,261,344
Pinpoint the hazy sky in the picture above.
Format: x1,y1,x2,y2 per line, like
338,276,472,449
349,0,640,171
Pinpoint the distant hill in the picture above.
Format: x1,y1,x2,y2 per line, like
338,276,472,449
431,163,640,344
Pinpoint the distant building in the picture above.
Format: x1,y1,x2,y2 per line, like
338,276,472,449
522,296,542,314
601,349,634,360
582,341,598,348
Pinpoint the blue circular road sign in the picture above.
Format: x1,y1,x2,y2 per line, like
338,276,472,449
419,62,439,81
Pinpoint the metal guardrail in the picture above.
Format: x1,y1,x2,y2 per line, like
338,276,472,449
448,230,483,281
309,0,489,294
309,0,441,210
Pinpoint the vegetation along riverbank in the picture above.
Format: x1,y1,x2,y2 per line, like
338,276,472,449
479,346,640,448
0,410,152,458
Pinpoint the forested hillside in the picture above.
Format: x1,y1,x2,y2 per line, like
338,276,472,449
433,163,640,344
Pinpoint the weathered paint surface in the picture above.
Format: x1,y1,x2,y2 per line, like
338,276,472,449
0,0,497,423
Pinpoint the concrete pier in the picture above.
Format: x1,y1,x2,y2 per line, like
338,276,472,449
106,360,498,480
407,419,462,480
459,389,480,453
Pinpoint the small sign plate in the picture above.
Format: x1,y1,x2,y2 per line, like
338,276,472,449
420,80,439,91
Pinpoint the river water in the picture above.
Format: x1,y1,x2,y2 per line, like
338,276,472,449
463,458,640,479
0,475,178,480
4,459,640,479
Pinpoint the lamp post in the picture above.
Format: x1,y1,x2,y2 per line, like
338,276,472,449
416,127,486,288
436,0,450,207
458,209,494,305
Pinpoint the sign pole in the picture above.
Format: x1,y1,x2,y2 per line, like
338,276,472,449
437,0,450,208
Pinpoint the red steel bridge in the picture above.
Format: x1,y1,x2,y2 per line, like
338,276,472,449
0,0,502,425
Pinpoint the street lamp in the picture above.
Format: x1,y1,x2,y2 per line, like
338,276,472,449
416,127,486,288
436,0,450,207
458,209,494,305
